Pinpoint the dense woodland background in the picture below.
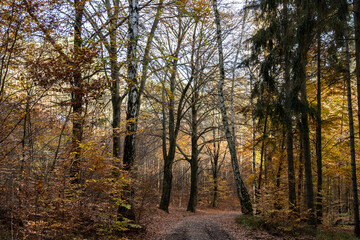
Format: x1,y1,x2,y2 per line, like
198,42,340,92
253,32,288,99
2,0,360,239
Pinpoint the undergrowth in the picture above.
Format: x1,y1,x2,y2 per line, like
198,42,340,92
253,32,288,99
236,215,358,240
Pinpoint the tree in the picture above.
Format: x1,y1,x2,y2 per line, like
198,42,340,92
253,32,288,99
186,20,200,213
123,0,140,169
345,22,360,237
212,0,253,215
315,30,323,224
282,0,297,210
69,0,86,184
158,8,192,211
353,1,360,236
250,0,298,209
104,0,125,159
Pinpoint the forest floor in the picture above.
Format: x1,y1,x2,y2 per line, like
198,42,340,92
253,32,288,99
131,207,315,240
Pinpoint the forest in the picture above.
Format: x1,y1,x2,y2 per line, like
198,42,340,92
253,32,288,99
2,0,360,239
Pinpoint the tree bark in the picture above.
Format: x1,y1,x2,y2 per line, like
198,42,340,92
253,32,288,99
70,0,85,184
353,1,360,235
295,1,315,224
159,54,179,212
186,21,200,213
123,0,139,169
345,36,360,237
300,54,315,225
316,32,323,224
118,0,139,222
106,0,122,159
256,115,268,202
282,0,296,209
297,131,304,213
211,127,220,208
212,0,252,215
212,153,219,208
355,0,360,143
187,103,198,212
250,75,256,202
187,76,199,212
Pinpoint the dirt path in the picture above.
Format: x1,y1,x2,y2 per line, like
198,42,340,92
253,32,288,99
135,208,289,240
163,214,237,240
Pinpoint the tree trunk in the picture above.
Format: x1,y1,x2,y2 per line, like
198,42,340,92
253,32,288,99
250,75,256,202
297,132,304,213
285,86,297,209
187,80,199,212
345,36,360,237
316,32,323,224
212,0,252,214
355,0,360,143
212,128,220,208
353,1,360,236
123,0,139,169
212,152,219,208
159,59,178,212
295,3,315,223
275,131,285,210
137,0,163,113
256,115,268,202
160,155,173,212
300,56,315,225
282,0,296,209
107,0,122,159
21,94,31,174
159,44,181,213
187,21,199,213
118,0,139,222
187,118,198,212
70,0,85,184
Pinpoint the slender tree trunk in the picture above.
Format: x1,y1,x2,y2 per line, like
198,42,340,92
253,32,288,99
21,94,31,174
123,0,139,169
285,81,296,209
230,4,248,163
160,155,173,212
250,75,256,201
159,63,177,212
355,0,360,143
187,95,198,212
282,0,296,209
256,115,268,202
118,0,139,222
70,0,85,184
137,0,163,113
353,1,360,235
345,37,360,237
275,131,285,210
276,130,285,189
316,32,323,224
186,21,200,213
106,0,122,159
295,3,315,222
187,70,198,214
212,153,219,208
300,56,315,225
212,0,252,214
298,129,304,213
212,128,220,208
187,69,199,212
